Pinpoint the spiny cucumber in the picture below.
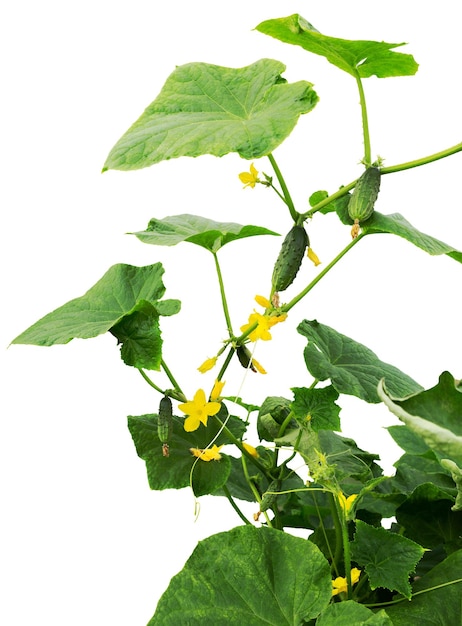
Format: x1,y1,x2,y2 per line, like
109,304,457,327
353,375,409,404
259,479,282,513
348,167,381,224
271,225,308,293
157,395,173,444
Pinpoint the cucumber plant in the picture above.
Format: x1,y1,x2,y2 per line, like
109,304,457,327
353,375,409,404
9,10,462,626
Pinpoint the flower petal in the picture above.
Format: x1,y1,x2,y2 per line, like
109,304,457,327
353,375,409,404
198,356,217,373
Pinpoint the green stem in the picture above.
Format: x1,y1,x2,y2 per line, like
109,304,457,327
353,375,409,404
356,74,372,166
303,141,462,220
365,578,462,608
161,359,185,401
222,485,252,525
341,516,352,599
268,182,289,205
268,153,299,222
303,181,356,219
216,346,235,382
137,368,165,395
213,414,268,475
212,252,234,337
314,493,339,576
381,141,462,174
283,235,364,313
241,453,273,528
330,493,344,574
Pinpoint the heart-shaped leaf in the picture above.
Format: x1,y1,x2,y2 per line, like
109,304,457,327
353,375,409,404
149,525,332,625
11,264,180,353
132,214,278,252
103,59,318,171
256,15,418,78
298,320,422,403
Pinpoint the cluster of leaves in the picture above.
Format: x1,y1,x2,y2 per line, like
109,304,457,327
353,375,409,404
12,13,462,626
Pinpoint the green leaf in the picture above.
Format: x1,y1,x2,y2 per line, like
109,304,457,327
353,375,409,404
388,425,431,455
392,453,456,496
384,549,462,625
378,373,462,465
103,59,318,171
127,404,246,497
110,301,162,370
132,214,278,253
388,372,462,435
363,212,462,263
149,526,332,625
291,385,341,431
308,189,328,207
257,396,293,441
396,484,462,552
298,320,422,403
11,263,179,346
317,601,393,625
351,520,425,599
317,431,382,484
256,14,418,78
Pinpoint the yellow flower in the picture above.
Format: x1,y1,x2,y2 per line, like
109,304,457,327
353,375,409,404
332,568,361,596
178,389,221,432
238,163,260,188
243,442,260,458
307,247,321,266
210,379,225,401
254,294,271,309
240,311,287,342
337,492,358,516
251,357,267,374
197,356,217,373
190,444,224,461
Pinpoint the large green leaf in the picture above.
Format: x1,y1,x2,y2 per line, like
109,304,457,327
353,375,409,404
127,404,246,497
384,549,462,625
298,320,422,403
378,373,462,465
256,15,418,78
333,200,462,263
149,526,332,625
11,264,180,356
103,59,318,171
351,520,425,599
396,484,462,552
132,214,278,253
363,212,462,263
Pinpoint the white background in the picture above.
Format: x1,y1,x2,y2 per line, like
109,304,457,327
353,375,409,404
1,1,461,624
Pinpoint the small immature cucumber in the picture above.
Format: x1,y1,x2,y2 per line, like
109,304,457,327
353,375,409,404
271,225,309,293
237,345,256,372
348,166,381,223
259,479,282,513
157,395,173,444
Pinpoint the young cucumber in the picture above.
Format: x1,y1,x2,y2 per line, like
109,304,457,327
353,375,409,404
259,479,281,513
348,166,381,223
271,225,308,293
157,395,173,443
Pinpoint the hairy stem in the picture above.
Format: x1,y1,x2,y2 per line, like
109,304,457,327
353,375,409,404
213,252,234,337
268,153,299,222
283,235,364,313
381,141,462,174
161,359,185,400
222,485,252,525
356,74,372,166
